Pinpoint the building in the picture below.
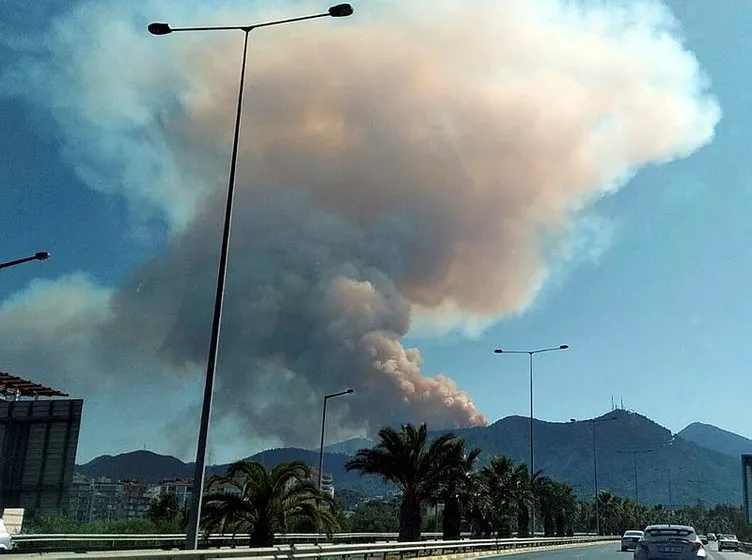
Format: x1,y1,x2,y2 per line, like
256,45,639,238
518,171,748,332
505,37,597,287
309,467,335,498
68,477,161,523
159,478,193,510
0,372,83,517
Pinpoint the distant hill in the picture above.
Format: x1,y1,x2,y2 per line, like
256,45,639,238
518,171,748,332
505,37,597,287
677,422,752,459
76,410,744,507
77,450,192,482
76,447,393,497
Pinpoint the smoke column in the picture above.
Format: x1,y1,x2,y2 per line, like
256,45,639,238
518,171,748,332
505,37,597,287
0,0,719,453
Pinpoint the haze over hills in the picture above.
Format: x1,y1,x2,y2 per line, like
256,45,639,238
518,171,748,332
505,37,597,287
678,422,752,459
76,410,744,507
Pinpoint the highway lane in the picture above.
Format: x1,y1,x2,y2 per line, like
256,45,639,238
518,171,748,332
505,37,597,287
483,542,625,560
707,540,749,560
482,540,752,560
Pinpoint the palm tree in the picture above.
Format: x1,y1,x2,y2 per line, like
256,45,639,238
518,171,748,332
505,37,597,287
439,444,481,540
200,460,337,547
345,423,465,542
478,456,529,537
513,465,533,537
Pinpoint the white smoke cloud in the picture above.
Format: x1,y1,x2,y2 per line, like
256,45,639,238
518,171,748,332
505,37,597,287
0,0,720,454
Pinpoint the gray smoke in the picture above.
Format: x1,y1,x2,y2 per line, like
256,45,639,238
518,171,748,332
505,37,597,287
0,0,719,454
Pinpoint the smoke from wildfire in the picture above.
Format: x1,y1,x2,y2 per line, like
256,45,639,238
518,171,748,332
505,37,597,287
0,0,719,456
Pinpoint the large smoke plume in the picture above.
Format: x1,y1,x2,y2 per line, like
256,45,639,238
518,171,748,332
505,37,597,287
0,0,719,456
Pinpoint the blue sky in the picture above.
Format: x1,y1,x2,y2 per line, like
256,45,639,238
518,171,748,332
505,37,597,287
1,0,750,464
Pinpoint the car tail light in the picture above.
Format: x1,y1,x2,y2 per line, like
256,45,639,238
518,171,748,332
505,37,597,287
690,541,701,551
638,539,648,550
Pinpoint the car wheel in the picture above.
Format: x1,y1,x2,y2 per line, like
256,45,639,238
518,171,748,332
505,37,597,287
621,547,626,552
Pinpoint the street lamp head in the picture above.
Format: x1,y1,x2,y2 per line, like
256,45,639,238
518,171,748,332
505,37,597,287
34,252,50,261
559,344,569,350
328,3,354,17
345,388,354,394
493,348,503,354
148,22,172,35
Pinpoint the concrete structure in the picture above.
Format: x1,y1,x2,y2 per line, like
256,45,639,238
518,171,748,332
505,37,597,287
0,373,83,517
309,467,334,498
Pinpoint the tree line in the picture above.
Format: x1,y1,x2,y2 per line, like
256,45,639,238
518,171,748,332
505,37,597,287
22,422,752,548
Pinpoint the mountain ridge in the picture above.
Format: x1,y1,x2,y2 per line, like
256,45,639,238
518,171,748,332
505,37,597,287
677,421,752,459
75,411,744,507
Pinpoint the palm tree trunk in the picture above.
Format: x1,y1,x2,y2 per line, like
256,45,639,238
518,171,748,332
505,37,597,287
399,494,422,542
517,504,529,537
442,495,462,540
250,518,274,548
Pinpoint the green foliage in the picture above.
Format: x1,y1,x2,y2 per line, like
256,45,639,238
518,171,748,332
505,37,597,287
147,492,180,524
346,423,471,542
348,499,400,532
23,516,168,535
200,460,339,547
586,491,752,539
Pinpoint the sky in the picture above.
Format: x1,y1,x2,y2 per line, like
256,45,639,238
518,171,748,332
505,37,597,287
0,0,750,464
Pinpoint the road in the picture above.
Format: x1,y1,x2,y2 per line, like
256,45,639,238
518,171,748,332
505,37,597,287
482,541,750,560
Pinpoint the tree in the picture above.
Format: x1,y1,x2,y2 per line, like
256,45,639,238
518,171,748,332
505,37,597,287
201,460,338,547
478,456,519,537
345,423,465,542
148,492,180,525
440,444,481,540
349,499,400,532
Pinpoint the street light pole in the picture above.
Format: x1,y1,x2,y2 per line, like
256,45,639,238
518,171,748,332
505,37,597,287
0,252,49,271
147,5,354,550
618,449,653,505
493,344,569,536
318,388,354,493
570,415,618,536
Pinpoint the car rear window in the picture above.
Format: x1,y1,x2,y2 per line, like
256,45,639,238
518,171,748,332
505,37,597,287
624,531,643,536
646,528,694,538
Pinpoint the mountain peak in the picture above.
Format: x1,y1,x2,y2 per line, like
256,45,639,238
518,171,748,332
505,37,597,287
678,422,752,458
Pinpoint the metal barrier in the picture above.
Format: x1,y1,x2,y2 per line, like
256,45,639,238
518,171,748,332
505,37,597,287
12,532,447,552
9,535,618,559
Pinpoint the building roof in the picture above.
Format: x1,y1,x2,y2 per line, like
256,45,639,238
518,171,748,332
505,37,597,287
0,371,68,398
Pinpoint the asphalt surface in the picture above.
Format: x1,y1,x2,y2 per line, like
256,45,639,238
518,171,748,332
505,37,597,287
7,541,749,559
482,541,750,560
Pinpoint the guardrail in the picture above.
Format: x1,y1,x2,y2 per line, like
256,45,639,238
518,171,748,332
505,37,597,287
10,532,598,552
9,535,618,559
12,532,447,552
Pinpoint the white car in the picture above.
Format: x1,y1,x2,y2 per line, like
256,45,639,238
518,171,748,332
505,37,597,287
718,534,739,551
621,529,644,551
0,519,12,552
634,524,705,560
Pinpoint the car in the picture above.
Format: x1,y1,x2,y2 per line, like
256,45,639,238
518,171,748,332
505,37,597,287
634,524,705,560
707,533,716,541
0,519,12,552
718,533,739,551
622,530,645,551
699,535,708,545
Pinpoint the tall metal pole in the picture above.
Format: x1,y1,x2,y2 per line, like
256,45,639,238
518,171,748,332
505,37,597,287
184,29,251,551
667,468,673,511
632,452,639,504
592,420,600,535
529,352,535,537
147,6,354,551
318,396,328,492
493,344,568,538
